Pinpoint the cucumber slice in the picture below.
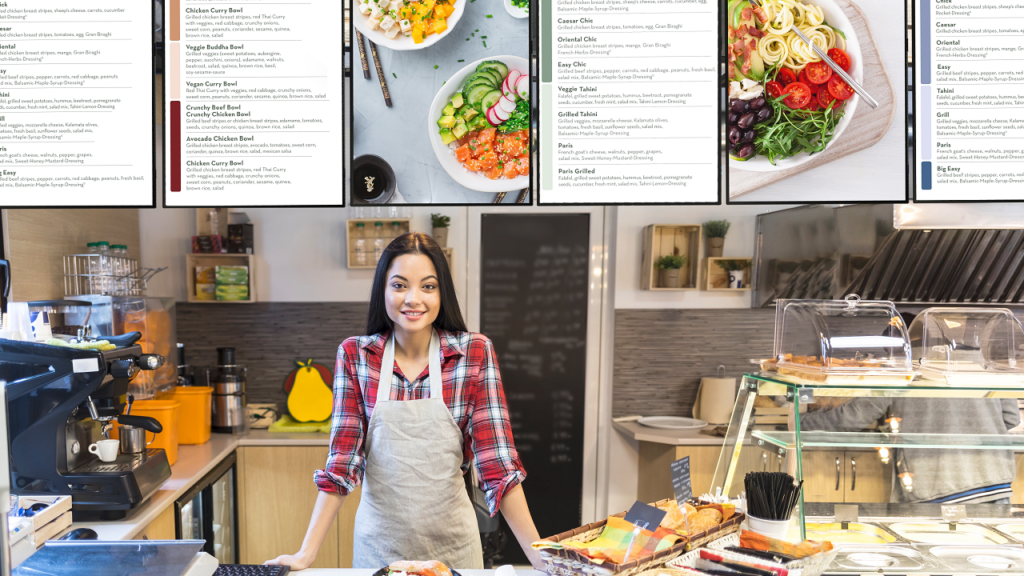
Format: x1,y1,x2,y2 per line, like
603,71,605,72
439,129,456,145
465,72,496,87
484,69,504,85
452,123,468,139
477,60,509,79
466,84,492,106
480,90,502,111
465,78,495,94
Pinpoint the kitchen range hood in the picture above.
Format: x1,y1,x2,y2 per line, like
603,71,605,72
752,204,1024,309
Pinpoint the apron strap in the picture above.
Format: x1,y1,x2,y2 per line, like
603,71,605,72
377,329,443,404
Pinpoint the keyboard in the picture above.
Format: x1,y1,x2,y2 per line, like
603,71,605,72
213,565,290,576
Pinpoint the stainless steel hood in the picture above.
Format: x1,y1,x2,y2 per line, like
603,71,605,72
753,204,1024,309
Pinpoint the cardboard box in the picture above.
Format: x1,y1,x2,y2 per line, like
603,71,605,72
195,283,216,301
191,235,224,254
194,266,216,284
216,284,250,301
227,223,254,254
215,265,249,286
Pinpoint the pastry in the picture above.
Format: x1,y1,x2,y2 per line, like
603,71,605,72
389,561,453,576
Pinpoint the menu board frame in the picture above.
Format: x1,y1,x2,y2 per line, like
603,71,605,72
535,0,723,206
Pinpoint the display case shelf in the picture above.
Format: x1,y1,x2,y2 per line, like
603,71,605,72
746,371,1024,398
752,430,1024,451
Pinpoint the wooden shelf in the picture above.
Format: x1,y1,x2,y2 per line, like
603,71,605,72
346,218,411,269
704,257,752,291
640,224,702,290
185,253,256,303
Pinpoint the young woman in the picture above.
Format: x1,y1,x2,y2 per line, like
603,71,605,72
267,233,543,571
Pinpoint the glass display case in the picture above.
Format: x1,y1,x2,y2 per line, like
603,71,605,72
909,307,1024,385
712,298,1024,573
771,295,915,384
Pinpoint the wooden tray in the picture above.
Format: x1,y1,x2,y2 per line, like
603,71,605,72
729,0,898,199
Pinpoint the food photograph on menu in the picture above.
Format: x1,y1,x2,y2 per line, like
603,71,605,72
726,0,906,202
351,0,531,204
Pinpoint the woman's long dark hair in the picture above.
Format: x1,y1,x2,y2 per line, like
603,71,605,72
365,232,467,335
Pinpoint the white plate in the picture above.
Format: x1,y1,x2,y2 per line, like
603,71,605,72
636,416,708,430
504,0,529,19
428,55,530,193
353,0,465,51
730,0,863,172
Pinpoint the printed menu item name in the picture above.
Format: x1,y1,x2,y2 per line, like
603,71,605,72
0,0,155,206
539,0,718,203
165,0,343,206
915,0,1024,200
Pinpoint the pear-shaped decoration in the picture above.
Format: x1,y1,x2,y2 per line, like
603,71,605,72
285,358,334,423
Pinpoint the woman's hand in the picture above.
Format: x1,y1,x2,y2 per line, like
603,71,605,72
265,552,313,571
526,547,545,571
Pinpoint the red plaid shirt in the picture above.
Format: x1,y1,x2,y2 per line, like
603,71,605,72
314,329,526,515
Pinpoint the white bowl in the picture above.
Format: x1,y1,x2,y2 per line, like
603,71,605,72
353,0,465,51
428,55,530,193
504,0,529,19
731,0,862,172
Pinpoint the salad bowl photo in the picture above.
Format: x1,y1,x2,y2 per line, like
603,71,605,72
729,0,863,172
428,55,530,193
353,0,466,51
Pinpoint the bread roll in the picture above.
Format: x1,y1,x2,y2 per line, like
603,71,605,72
656,500,687,531
697,508,723,524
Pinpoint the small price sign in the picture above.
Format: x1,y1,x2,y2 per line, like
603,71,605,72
670,456,692,508
623,500,667,531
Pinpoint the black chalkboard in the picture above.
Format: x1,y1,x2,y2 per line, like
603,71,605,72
480,213,590,565
671,456,692,507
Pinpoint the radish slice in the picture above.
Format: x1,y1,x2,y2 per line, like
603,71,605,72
498,96,517,113
515,75,529,99
487,106,502,125
491,104,511,122
502,77,515,100
507,69,522,88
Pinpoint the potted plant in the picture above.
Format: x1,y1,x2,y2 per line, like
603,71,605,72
704,219,731,258
431,213,450,248
656,255,686,288
717,259,750,289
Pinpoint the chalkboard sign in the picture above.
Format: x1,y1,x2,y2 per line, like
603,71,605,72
671,456,692,507
480,213,590,564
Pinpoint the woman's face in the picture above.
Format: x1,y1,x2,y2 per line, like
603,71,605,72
385,253,442,335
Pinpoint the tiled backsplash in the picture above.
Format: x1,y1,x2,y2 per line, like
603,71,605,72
176,302,368,404
612,308,775,418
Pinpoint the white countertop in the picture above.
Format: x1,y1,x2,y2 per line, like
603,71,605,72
612,420,727,446
66,429,332,541
304,570,546,576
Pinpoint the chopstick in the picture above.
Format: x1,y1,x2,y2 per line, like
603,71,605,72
746,0,878,109
493,191,507,204
355,30,371,80
367,38,392,107
516,188,529,203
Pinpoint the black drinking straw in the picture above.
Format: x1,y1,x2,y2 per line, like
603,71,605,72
744,472,803,520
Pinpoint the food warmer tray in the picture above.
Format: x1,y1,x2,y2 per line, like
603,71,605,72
915,545,1024,574
827,544,948,573
886,522,1013,546
803,522,900,545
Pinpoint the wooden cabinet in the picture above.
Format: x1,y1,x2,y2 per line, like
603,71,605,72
637,444,720,503
134,505,177,541
238,446,360,568
799,450,890,504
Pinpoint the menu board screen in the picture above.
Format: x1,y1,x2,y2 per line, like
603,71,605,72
537,0,720,204
0,0,156,207
163,0,345,207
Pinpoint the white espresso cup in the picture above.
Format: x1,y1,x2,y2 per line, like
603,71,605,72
89,439,120,462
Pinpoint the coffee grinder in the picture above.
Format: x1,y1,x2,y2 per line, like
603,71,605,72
207,347,246,433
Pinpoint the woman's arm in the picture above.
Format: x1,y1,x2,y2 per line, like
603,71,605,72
499,484,544,570
265,491,346,570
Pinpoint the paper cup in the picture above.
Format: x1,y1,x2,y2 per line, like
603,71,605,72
747,515,791,540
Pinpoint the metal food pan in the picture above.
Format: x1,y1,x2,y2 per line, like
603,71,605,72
994,523,1024,545
917,545,1024,574
829,544,947,573
803,522,901,545
887,521,1012,546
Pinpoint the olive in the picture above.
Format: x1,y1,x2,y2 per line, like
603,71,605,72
728,126,741,144
756,107,772,122
728,113,739,124
730,99,748,114
742,130,756,143
735,143,755,159
749,97,766,110
737,112,756,130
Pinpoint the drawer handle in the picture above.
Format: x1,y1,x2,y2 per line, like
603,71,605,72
835,457,841,491
762,452,767,472
851,457,857,491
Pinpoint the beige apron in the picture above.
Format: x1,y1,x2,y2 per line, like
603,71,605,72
352,330,484,569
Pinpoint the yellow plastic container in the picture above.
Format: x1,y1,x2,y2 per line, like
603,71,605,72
113,399,180,466
172,386,213,445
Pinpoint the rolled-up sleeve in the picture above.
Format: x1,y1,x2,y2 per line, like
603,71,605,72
467,337,526,516
314,341,367,494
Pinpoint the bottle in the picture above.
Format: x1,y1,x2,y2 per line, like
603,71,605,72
96,241,111,294
86,242,99,294
373,222,386,262
391,221,402,239
354,222,367,266
111,245,126,294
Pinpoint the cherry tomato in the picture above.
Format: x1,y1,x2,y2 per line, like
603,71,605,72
782,82,812,109
827,48,851,72
818,87,837,110
799,69,821,93
827,75,855,100
766,81,784,99
804,61,833,84
805,98,820,112
777,68,798,86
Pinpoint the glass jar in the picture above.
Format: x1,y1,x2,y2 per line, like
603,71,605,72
391,221,402,239
373,222,386,262
354,223,367,266
96,241,111,294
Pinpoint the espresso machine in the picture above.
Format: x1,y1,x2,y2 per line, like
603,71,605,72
0,332,171,520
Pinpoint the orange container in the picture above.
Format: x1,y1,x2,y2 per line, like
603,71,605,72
172,386,213,445
113,399,180,466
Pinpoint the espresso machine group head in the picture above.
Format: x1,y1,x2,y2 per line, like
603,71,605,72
0,332,170,520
